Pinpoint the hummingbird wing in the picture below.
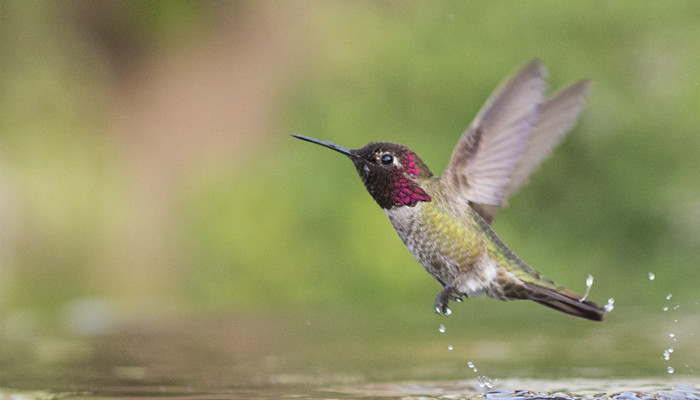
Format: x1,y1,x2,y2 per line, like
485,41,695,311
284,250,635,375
442,60,545,219
443,61,590,224
501,79,590,204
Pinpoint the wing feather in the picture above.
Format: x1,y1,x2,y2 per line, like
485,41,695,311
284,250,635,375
442,61,590,224
442,60,546,207
502,79,590,203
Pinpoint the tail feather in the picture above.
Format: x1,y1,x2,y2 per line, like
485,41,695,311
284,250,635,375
523,282,606,321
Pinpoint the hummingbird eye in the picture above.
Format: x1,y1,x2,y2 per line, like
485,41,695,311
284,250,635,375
380,154,394,165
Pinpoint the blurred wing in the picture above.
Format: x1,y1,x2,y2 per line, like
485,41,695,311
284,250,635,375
501,79,590,204
442,60,545,209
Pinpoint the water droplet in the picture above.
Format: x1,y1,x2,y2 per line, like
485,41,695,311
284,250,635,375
447,345,453,351
648,272,655,280
663,307,669,311
438,324,446,333
673,305,680,310
467,361,477,372
604,297,615,312
663,349,671,360
477,376,494,389
666,294,673,300
667,366,675,374
579,274,594,302
668,347,674,353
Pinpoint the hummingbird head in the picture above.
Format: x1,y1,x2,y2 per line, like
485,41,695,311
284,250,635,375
292,135,433,209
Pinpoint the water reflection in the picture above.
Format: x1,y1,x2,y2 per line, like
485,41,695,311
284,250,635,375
2,380,699,400
330,379,700,400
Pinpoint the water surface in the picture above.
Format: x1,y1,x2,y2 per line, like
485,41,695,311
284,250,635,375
1,306,698,399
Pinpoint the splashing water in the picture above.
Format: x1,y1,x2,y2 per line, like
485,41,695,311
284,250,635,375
667,366,675,374
466,361,497,390
447,345,453,351
604,298,615,312
477,375,494,389
467,361,477,373
438,324,446,333
663,347,674,361
666,294,673,300
648,272,655,280
579,274,594,302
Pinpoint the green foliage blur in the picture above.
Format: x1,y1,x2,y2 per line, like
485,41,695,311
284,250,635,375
1,1,699,326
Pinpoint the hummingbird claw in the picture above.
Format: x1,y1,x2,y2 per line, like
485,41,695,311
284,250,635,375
450,291,465,302
434,304,452,315
434,286,459,315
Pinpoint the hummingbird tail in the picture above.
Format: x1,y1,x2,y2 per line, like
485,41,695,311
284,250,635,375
523,282,606,321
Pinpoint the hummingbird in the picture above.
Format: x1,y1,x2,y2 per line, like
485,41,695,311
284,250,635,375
292,60,606,321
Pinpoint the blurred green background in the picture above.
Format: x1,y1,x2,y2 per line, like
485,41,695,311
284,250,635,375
1,1,699,333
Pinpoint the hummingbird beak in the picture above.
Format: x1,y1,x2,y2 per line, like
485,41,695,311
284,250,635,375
291,134,359,158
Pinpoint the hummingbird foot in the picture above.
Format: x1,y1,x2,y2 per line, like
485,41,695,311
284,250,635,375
434,286,465,315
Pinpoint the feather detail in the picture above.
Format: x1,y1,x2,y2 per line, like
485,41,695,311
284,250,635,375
521,282,605,321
